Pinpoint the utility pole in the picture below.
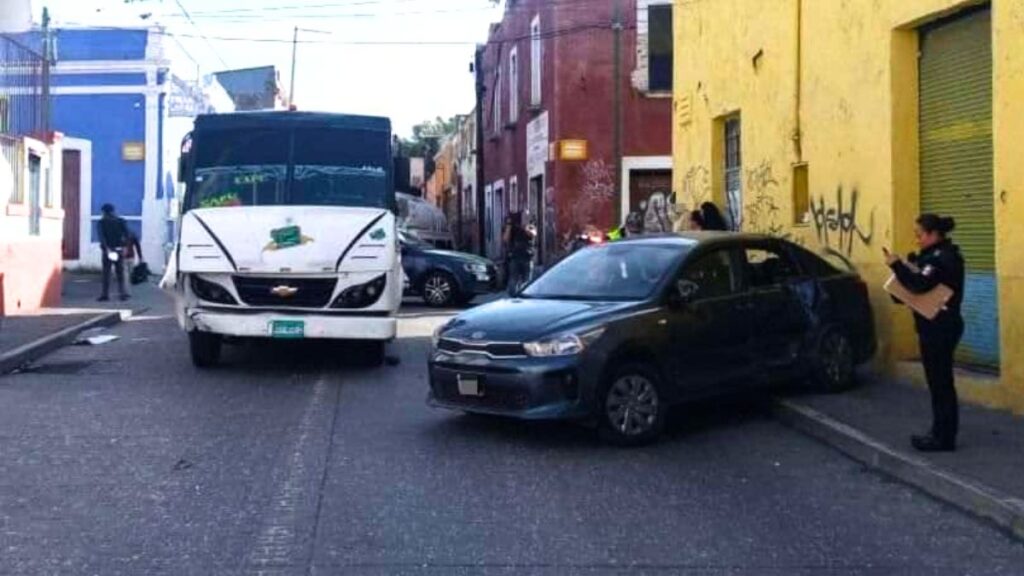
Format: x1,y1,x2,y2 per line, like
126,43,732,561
289,26,298,107
612,0,623,225
41,7,51,136
474,46,487,257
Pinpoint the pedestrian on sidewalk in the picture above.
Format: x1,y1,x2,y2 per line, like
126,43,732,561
98,203,131,302
885,214,964,452
503,212,534,296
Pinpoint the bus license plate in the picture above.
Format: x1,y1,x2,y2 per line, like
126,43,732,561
270,320,305,339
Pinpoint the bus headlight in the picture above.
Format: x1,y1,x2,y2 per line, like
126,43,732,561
189,275,238,305
331,274,387,309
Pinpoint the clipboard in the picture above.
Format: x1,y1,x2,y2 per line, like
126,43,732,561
884,274,954,321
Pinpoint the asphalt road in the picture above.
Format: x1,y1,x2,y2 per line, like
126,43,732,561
1,298,1022,575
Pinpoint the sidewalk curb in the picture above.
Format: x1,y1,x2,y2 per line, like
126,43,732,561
0,311,124,375
773,399,1024,542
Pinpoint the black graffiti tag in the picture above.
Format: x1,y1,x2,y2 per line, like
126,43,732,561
811,186,875,257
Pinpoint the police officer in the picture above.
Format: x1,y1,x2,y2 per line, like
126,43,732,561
608,211,644,241
885,214,964,452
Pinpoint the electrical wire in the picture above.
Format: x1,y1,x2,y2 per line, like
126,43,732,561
172,0,230,68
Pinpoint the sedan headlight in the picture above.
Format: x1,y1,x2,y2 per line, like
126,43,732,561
432,319,455,349
464,263,489,274
523,328,605,358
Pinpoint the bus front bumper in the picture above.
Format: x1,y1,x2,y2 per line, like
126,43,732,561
186,308,397,341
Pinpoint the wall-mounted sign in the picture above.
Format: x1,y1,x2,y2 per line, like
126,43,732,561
526,111,549,177
558,139,588,161
122,142,145,162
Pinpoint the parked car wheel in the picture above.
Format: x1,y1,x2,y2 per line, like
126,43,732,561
812,328,855,392
598,363,667,446
422,271,459,307
189,331,222,368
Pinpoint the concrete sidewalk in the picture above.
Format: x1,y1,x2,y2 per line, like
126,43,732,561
777,375,1024,540
0,272,167,374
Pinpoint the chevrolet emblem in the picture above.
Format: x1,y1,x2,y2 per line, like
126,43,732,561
270,285,300,298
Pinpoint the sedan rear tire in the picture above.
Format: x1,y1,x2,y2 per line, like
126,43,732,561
812,328,855,393
598,364,666,446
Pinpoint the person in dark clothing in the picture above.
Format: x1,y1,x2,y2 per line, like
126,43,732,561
690,202,729,231
886,214,965,452
98,203,130,302
503,212,534,295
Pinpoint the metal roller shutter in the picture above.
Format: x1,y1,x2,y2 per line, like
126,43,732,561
919,7,999,368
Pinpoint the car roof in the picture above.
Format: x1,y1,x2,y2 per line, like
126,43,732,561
613,231,783,248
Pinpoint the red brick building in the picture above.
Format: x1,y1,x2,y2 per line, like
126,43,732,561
477,0,673,264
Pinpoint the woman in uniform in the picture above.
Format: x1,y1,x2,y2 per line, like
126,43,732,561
886,214,965,452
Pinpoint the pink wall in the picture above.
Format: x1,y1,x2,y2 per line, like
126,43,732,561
0,238,63,314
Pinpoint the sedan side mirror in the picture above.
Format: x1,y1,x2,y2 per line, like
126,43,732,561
670,280,700,307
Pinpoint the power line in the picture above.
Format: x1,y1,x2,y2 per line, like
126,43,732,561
172,0,230,68
162,0,606,21
149,19,630,48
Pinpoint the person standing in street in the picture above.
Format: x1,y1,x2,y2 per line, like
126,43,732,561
98,203,130,302
503,212,534,295
885,214,965,452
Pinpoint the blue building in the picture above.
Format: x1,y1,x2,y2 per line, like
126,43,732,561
10,26,229,272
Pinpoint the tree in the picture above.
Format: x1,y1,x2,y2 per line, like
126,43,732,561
395,115,461,158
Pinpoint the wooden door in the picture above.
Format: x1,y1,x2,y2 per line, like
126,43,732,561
62,150,81,260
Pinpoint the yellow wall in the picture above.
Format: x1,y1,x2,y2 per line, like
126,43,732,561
672,0,1024,412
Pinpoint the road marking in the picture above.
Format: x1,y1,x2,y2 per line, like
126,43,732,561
245,372,339,573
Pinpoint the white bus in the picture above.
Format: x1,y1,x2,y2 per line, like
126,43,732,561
162,112,401,367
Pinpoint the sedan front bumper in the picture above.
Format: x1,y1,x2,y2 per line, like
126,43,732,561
427,351,598,420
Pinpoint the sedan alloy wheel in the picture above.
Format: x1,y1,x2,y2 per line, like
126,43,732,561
423,272,457,307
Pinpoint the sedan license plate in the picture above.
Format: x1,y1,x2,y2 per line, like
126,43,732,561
270,320,305,339
457,374,482,397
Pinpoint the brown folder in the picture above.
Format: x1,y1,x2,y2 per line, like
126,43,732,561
884,274,955,321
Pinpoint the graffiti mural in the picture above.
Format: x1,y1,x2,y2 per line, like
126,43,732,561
679,165,711,212
562,159,616,251
638,192,679,233
743,160,786,237
810,185,875,257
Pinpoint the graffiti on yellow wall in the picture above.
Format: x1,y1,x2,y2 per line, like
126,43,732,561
810,185,875,257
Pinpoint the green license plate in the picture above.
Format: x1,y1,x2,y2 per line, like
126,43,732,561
270,320,305,339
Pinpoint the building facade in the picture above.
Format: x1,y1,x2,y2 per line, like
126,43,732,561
477,0,673,264
0,27,63,313
671,0,1024,411
455,111,478,252
11,26,231,274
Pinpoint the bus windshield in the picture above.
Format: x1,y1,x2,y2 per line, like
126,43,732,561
187,125,391,210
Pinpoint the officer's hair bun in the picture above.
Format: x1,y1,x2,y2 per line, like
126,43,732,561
917,213,956,235
938,216,956,234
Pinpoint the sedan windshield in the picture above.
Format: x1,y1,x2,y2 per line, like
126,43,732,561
523,243,689,301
